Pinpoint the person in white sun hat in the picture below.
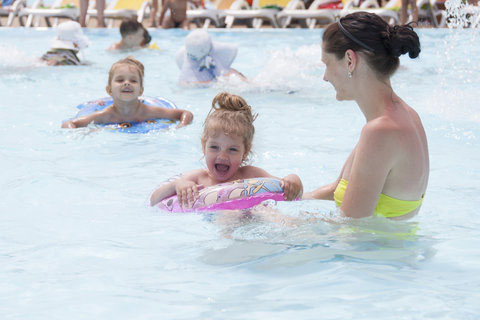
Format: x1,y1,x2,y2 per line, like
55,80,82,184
175,30,246,85
41,21,90,66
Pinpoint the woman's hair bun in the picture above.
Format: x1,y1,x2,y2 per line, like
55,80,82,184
383,24,421,59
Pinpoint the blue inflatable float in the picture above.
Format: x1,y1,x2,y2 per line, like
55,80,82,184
73,96,178,133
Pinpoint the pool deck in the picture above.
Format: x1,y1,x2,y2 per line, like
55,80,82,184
0,15,282,29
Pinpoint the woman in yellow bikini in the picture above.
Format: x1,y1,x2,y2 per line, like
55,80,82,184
303,12,429,220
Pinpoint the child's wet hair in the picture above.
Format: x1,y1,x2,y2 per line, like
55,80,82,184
202,92,257,163
108,56,145,87
119,18,151,45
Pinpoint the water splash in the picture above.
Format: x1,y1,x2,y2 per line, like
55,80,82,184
213,44,325,93
201,206,436,268
445,0,480,28
0,44,44,70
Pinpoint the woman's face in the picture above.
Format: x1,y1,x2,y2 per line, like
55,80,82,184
321,44,351,101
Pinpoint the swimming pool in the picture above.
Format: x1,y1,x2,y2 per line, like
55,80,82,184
1,27,479,319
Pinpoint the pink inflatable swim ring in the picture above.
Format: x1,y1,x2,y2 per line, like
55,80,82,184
157,177,285,213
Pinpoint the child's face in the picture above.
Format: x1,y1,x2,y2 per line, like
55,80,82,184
204,131,246,182
107,64,143,102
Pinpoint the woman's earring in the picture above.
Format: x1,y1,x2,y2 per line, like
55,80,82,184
348,71,353,78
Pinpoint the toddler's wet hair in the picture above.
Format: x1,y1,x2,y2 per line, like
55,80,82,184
202,92,258,163
108,56,145,86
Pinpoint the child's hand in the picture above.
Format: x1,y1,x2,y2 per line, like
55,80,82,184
281,174,303,201
176,180,202,208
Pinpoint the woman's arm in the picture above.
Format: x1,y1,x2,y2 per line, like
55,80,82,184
302,180,339,200
302,148,355,200
340,122,396,218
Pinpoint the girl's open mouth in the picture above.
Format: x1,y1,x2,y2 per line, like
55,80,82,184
215,164,230,173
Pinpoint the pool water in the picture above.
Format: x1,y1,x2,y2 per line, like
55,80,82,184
1,28,479,319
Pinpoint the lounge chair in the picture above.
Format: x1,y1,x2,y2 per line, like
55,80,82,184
187,1,222,28
12,0,79,27
221,0,290,28
339,0,400,25
87,0,152,28
0,0,26,26
277,0,339,28
416,0,446,27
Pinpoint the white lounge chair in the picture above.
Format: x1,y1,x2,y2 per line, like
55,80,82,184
13,0,80,27
277,0,339,28
187,1,222,28
416,0,446,27
221,0,290,28
1,0,27,26
87,0,152,28
340,0,400,25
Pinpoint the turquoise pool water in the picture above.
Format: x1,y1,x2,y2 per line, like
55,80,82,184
1,28,479,319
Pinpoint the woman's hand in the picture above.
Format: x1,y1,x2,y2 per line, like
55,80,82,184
175,179,202,208
281,174,303,201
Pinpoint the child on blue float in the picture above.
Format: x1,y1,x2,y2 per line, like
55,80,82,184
150,92,303,207
61,57,193,129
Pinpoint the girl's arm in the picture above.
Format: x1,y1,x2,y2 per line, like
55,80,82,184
150,180,178,206
150,169,204,207
241,166,303,201
147,106,193,128
61,111,110,128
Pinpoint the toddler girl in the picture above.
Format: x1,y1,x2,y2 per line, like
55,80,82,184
150,92,302,207
62,57,193,129
41,21,89,66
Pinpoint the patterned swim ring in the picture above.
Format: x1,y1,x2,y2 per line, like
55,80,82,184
72,96,178,133
157,177,286,213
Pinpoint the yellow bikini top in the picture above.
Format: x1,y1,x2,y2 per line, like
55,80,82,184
333,179,424,218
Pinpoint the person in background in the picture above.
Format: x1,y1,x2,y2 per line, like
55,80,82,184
61,57,193,129
150,0,203,28
79,0,105,28
175,30,246,85
400,0,418,25
41,21,89,66
108,18,154,50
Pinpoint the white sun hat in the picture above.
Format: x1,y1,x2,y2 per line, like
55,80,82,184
175,30,238,83
51,21,90,51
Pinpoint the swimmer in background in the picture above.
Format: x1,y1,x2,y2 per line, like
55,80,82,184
150,92,303,207
175,30,247,86
41,21,89,66
108,18,155,51
61,57,193,129
150,0,202,29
